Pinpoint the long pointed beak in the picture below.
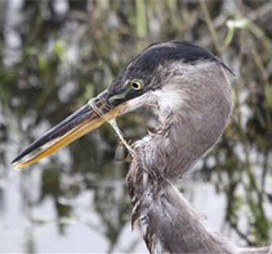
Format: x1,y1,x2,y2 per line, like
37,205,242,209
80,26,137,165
12,90,126,170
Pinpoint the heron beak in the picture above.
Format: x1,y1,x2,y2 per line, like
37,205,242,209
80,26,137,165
12,90,127,170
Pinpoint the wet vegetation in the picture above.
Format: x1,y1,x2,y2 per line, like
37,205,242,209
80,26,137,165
0,0,272,252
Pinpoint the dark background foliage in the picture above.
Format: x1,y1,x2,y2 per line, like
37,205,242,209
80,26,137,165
0,0,272,253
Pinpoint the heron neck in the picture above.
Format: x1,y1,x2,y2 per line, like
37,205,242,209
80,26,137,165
127,176,269,254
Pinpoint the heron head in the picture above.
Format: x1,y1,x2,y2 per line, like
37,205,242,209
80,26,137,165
12,41,232,169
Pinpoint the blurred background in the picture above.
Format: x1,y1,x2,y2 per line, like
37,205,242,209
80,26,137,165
0,0,272,253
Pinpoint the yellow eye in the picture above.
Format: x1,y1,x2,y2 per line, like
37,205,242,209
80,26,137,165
129,79,143,91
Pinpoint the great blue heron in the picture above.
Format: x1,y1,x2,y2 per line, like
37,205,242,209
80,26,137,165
12,41,270,254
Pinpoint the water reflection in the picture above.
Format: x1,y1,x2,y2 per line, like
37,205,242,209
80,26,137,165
0,0,272,253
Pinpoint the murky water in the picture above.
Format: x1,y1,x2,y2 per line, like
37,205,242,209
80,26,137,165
1,0,272,253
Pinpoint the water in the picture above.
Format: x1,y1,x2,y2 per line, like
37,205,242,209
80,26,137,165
1,0,272,253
